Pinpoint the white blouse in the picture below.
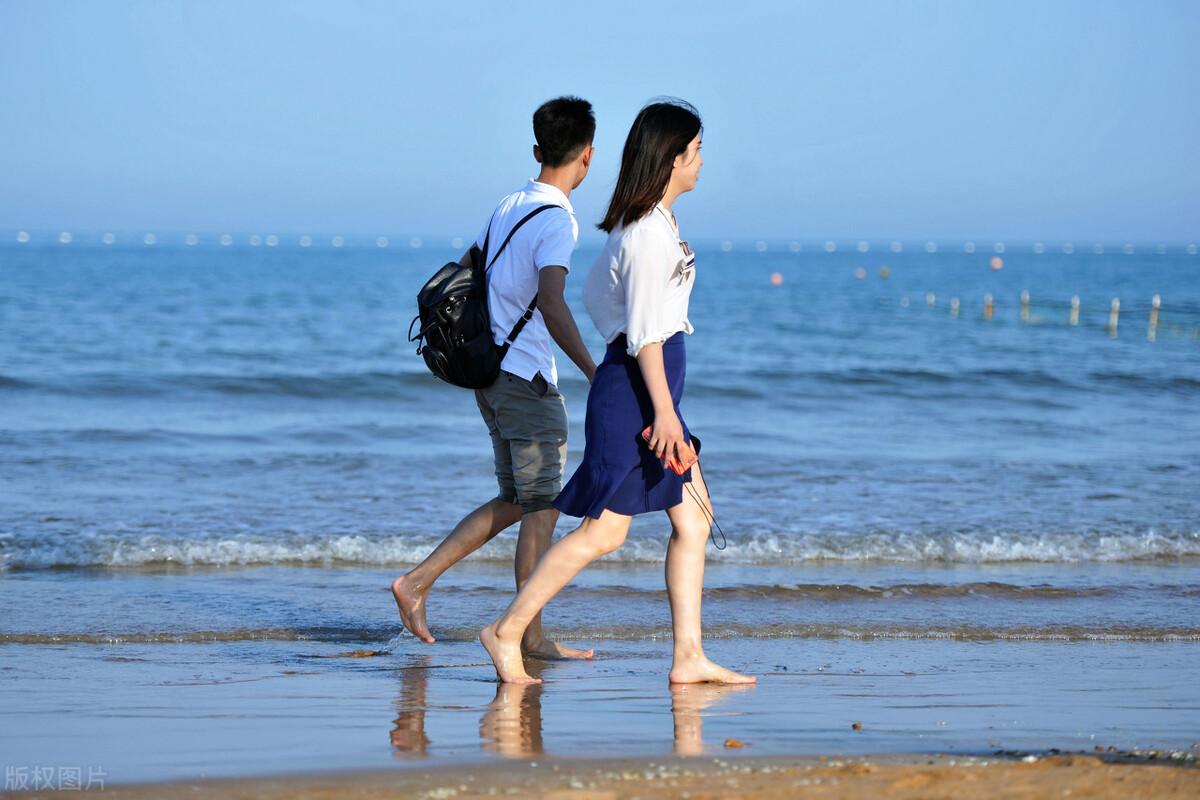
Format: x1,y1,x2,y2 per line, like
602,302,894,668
583,203,696,357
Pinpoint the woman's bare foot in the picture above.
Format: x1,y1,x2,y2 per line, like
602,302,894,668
523,637,595,661
480,621,541,684
391,575,435,644
668,654,757,685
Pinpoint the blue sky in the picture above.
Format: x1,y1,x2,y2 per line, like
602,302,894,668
1,1,1197,243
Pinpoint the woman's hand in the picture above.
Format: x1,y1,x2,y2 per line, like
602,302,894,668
648,409,686,466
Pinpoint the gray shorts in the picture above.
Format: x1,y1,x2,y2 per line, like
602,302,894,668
475,370,568,514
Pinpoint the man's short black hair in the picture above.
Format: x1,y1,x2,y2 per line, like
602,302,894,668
533,96,596,168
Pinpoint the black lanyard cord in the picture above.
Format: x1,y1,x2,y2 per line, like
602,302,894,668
685,464,727,551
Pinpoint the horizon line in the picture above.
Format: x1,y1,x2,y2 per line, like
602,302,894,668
3,229,1198,254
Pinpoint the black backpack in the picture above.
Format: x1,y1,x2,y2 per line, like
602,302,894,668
408,204,558,389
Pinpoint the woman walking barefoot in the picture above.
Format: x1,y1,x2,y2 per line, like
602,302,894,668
481,99,755,686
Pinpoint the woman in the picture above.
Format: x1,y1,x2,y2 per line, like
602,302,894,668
480,99,755,686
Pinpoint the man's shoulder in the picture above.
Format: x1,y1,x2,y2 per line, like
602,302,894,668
510,196,576,244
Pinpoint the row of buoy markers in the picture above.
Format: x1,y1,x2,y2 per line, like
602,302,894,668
842,264,1190,340
10,231,1200,255
880,287,1176,341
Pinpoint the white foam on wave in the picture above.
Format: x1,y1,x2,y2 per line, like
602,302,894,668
2,528,1198,570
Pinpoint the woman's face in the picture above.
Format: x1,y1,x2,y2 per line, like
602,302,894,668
672,133,703,193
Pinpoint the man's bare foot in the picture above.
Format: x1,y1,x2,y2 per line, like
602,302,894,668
480,621,541,684
523,637,595,661
391,574,435,644
668,654,757,685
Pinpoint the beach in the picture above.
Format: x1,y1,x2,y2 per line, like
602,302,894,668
2,241,1198,792
3,562,1200,789
9,753,1198,798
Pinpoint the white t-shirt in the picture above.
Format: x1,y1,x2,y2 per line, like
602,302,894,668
475,179,579,386
582,202,695,358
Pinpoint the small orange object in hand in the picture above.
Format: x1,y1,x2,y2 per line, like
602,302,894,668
641,426,698,476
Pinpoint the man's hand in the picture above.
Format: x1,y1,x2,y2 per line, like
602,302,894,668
538,266,596,382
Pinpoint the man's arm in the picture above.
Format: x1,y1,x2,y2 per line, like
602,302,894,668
537,266,596,382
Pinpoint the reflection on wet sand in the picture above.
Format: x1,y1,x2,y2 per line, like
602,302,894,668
671,683,755,756
391,658,754,760
390,656,432,757
479,664,545,758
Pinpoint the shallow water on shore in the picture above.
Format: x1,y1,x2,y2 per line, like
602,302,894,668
1,562,1198,783
3,603,1198,783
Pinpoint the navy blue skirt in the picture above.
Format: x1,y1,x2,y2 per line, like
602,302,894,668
554,331,700,519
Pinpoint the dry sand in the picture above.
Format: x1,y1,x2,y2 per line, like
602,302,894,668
16,752,1197,799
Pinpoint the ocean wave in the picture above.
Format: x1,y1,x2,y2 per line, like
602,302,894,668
6,365,1195,401
0,374,34,389
6,622,1198,646
2,529,1197,570
453,581,1131,601
739,366,1081,391
1089,372,1200,393
0,370,440,399
718,365,1200,398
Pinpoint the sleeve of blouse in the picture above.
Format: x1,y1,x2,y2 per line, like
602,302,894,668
621,225,679,358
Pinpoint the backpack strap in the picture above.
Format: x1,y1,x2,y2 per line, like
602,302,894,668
499,294,541,357
482,204,563,357
484,204,558,270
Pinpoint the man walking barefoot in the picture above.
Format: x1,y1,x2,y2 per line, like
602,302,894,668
393,97,598,660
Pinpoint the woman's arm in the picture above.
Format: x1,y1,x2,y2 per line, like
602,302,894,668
623,225,687,464
636,343,686,464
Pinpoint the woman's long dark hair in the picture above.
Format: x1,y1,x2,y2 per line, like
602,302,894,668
598,98,702,233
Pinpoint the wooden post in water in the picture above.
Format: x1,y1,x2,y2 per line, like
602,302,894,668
1108,297,1120,337
950,297,960,319
1020,290,1030,322
1069,295,1080,326
1148,294,1161,342
983,293,994,320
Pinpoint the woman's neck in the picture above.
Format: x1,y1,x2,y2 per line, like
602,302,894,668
659,185,682,211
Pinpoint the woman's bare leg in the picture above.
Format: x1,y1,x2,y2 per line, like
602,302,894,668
665,465,756,685
481,509,633,683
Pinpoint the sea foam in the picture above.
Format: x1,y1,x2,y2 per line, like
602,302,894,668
2,528,1196,570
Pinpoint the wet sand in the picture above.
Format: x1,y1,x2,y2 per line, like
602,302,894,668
3,625,1199,794
10,753,1197,799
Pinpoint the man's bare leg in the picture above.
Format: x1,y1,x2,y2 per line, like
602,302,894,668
664,466,756,685
514,508,594,661
481,510,633,683
392,497,522,643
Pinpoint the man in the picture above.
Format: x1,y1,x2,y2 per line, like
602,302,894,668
392,96,597,660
